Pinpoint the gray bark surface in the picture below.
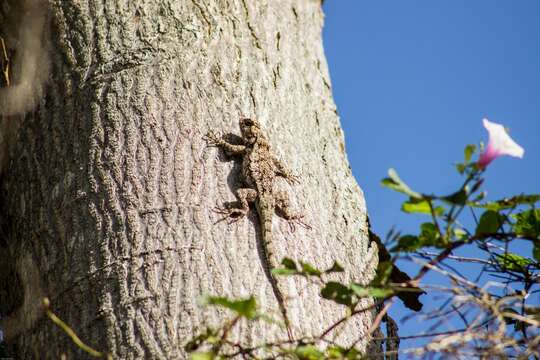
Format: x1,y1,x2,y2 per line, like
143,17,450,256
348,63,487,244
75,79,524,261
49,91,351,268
0,0,377,358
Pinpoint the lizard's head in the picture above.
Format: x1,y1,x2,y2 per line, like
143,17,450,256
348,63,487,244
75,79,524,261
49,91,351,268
239,118,261,143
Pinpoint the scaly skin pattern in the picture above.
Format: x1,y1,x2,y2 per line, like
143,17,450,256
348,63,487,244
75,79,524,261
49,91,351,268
205,118,308,341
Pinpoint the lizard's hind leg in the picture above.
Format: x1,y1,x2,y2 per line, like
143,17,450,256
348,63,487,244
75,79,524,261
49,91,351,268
275,190,311,232
214,188,257,224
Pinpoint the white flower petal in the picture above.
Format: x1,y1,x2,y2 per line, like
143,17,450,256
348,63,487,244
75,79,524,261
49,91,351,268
483,118,524,158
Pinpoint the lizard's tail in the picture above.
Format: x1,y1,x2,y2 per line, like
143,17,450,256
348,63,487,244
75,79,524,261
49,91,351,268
256,199,294,341
259,207,278,267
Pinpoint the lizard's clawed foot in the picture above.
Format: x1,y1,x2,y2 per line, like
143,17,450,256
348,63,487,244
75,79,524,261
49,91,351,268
285,174,300,185
203,130,222,147
286,216,312,233
213,205,247,224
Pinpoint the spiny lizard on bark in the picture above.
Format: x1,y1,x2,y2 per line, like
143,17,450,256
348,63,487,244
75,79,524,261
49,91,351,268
205,118,309,341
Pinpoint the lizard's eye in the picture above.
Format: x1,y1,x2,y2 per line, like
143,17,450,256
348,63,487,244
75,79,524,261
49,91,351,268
242,118,254,127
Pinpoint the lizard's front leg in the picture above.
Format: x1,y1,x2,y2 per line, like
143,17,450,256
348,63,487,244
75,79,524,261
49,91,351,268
273,157,300,184
214,188,257,224
204,130,246,155
275,190,311,232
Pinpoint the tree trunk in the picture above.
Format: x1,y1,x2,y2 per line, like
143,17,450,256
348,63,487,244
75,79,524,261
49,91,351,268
0,0,377,358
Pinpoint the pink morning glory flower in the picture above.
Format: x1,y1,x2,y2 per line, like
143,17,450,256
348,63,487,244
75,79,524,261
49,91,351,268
477,118,524,169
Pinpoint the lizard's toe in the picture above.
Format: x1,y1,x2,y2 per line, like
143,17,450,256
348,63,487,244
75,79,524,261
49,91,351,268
286,216,311,233
212,206,247,224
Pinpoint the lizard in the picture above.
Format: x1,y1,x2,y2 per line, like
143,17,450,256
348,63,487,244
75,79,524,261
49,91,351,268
205,118,310,341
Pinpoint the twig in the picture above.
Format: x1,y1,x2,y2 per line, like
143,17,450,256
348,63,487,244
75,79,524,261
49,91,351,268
416,251,493,265
43,298,112,359
368,300,393,336
319,302,378,339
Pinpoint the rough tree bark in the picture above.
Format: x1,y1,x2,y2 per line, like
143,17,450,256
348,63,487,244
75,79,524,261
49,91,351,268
0,0,377,358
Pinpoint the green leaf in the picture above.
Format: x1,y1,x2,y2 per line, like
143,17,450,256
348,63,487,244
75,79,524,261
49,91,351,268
350,284,394,298
509,194,540,206
452,228,468,242
326,346,362,360
455,145,477,174
471,194,540,211
419,222,445,248
321,282,354,307
301,262,322,277
471,191,487,203
393,235,421,252
272,258,300,276
393,224,446,251
326,346,346,358
512,209,540,238
455,163,466,175
295,345,325,360
372,261,393,286
442,189,468,206
469,201,498,211
533,244,540,263
401,198,444,216
464,144,476,163
381,168,422,199
191,352,215,360
344,348,363,360
475,210,504,236
496,253,533,273
272,268,298,276
325,261,345,274
202,296,257,319
282,258,298,270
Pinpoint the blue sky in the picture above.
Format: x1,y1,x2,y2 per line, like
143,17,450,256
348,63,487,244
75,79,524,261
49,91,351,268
322,0,539,351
